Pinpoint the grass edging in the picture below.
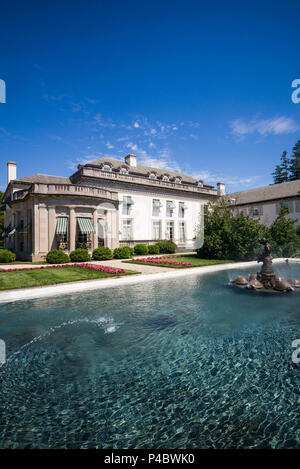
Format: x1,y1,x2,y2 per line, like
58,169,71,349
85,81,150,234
0,266,140,291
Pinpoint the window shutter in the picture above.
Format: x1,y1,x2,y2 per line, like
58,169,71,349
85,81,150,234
259,206,263,216
295,199,300,212
276,203,280,215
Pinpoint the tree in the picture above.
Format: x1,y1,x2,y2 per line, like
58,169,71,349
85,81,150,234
289,139,300,181
268,207,300,256
196,200,267,261
196,202,300,260
272,150,290,184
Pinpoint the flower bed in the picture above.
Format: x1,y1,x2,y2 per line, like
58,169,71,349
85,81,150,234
1,263,125,275
131,257,192,266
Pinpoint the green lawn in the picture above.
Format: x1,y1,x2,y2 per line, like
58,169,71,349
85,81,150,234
0,266,139,290
124,254,235,269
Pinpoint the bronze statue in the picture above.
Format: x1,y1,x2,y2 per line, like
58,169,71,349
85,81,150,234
231,237,299,293
256,238,276,288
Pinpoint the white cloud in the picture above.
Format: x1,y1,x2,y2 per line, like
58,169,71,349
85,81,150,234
230,116,299,138
192,169,260,188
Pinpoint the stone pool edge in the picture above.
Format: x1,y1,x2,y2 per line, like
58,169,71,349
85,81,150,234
0,257,296,304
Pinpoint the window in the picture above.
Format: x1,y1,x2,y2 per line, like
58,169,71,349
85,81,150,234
102,165,112,172
175,178,181,184
162,175,169,182
120,168,128,175
179,202,185,218
152,199,162,217
122,196,134,215
250,207,259,217
56,217,68,250
19,220,24,252
152,221,161,240
123,203,131,215
166,221,174,240
149,173,156,180
166,201,175,217
122,220,132,240
98,219,105,247
179,222,185,243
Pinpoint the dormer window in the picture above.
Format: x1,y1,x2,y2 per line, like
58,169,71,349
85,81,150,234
162,175,169,182
175,177,182,184
102,164,112,172
149,173,156,180
197,180,203,188
120,167,128,175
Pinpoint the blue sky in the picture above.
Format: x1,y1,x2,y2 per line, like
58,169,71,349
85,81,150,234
0,0,299,192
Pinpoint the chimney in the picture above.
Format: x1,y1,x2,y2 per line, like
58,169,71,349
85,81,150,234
217,182,226,196
124,154,137,167
7,161,17,184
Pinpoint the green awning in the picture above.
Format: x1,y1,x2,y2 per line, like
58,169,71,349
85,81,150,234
56,217,68,235
153,199,162,208
77,217,96,234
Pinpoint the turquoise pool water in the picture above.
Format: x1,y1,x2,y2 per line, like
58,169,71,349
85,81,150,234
0,263,300,449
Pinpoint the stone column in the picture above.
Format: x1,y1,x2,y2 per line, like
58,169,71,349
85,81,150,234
48,206,56,251
69,208,76,252
33,201,40,256
111,208,119,249
93,208,98,250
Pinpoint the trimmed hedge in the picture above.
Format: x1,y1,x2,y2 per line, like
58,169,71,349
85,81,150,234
69,248,91,262
156,240,177,254
92,247,113,261
113,246,132,259
148,244,160,255
134,244,149,255
0,249,16,263
46,249,70,264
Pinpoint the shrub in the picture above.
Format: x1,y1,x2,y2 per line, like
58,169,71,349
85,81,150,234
156,240,177,254
148,244,160,255
0,249,16,263
113,246,132,259
69,248,91,262
46,249,70,264
92,246,113,261
134,244,149,255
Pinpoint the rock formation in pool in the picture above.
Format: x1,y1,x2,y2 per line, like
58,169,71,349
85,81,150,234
231,237,300,293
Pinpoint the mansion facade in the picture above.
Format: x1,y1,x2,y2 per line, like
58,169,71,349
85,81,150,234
3,155,222,261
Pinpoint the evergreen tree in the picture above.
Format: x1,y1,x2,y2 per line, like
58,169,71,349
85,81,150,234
272,164,285,184
289,139,300,181
280,150,290,181
272,151,290,184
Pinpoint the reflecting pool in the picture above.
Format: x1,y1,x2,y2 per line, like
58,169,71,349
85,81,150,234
0,263,300,448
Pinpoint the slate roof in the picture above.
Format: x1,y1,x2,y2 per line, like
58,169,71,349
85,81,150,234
13,174,72,185
85,157,212,187
228,179,300,205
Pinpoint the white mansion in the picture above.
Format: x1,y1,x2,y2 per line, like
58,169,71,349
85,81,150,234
3,155,222,261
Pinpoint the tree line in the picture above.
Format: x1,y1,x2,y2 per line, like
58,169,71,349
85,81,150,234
196,200,300,261
272,138,300,183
